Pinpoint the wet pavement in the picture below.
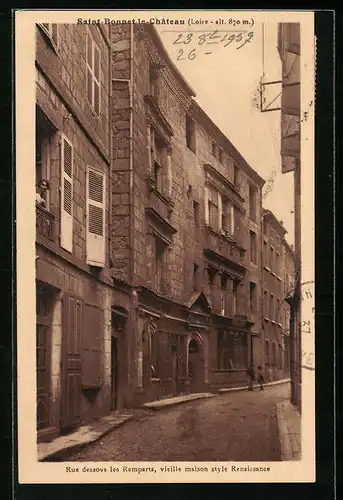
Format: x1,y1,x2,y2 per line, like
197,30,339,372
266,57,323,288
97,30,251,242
63,383,290,462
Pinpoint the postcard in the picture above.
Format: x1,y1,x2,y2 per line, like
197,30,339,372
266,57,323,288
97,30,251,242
15,9,315,483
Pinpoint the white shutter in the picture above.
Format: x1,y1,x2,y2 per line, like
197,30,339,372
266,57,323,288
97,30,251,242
86,167,105,267
60,135,73,253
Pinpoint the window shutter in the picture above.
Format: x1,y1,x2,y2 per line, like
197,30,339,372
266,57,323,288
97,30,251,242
82,304,103,389
86,167,105,267
60,135,73,253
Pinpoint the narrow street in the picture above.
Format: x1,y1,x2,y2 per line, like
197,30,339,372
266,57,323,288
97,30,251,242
64,384,289,462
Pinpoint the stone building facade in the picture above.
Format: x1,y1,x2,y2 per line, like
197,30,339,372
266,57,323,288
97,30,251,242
35,23,131,443
36,21,295,442
109,23,265,405
261,209,295,382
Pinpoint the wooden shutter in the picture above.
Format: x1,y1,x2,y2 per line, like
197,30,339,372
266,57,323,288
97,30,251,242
82,304,103,388
60,135,73,253
86,166,105,267
61,295,82,429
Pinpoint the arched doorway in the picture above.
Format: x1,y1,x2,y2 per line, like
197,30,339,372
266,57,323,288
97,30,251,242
187,335,205,394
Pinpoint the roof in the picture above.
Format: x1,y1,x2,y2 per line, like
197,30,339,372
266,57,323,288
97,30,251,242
146,25,265,188
262,208,287,236
146,25,196,97
190,100,265,187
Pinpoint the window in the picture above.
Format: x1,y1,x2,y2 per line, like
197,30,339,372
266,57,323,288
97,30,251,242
186,114,196,153
221,200,234,236
149,64,159,100
234,164,239,188
270,246,275,271
250,230,257,264
193,263,199,292
86,167,106,267
276,252,280,276
36,108,55,210
152,132,167,193
249,185,257,221
270,294,274,321
38,23,58,50
263,240,268,267
60,134,74,253
276,298,280,322
218,149,223,164
264,290,268,318
218,331,248,370
86,30,101,115
249,282,256,314
155,238,167,293
220,274,228,315
232,280,239,315
193,200,200,227
208,186,219,230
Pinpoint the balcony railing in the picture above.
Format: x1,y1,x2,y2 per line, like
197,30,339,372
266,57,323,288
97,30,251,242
204,227,245,267
36,204,55,242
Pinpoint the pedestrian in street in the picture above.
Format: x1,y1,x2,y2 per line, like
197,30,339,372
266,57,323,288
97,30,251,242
257,365,265,391
246,364,255,391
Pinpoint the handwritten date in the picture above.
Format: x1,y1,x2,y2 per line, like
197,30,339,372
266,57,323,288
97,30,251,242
173,30,254,61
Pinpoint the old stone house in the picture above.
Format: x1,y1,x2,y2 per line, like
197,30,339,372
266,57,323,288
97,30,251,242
109,23,266,404
35,21,294,443
35,22,132,442
262,209,295,382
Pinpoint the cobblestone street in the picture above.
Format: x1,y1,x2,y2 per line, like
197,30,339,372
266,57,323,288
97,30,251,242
63,384,290,462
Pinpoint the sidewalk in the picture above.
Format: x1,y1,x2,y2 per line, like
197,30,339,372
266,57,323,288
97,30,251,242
218,378,290,394
142,392,215,410
276,399,301,460
38,393,215,461
38,411,133,462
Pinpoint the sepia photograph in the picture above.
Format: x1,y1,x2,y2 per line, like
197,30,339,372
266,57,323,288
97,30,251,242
16,10,315,483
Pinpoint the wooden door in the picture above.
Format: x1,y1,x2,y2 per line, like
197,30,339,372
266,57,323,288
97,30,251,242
61,294,82,430
36,287,52,429
188,338,204,393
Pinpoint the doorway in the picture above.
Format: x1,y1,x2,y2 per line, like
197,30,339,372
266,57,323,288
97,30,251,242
111,336,118,410
188,337,204,393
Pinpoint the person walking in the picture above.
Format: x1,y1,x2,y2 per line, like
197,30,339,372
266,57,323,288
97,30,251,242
257,365,265,391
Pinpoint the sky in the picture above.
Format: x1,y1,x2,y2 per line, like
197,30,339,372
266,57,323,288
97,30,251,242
156,22,295,245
